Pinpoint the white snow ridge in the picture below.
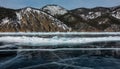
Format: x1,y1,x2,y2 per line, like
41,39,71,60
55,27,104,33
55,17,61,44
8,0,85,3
42,5,68,16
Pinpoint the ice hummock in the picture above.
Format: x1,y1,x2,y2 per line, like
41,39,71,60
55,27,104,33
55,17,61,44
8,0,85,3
0,32,120,46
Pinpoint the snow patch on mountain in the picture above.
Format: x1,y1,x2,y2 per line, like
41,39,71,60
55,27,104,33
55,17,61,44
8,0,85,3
1,18,10,24
112,11,120,19
42,5,68,16
16,12,22,20
80,12,101,20
0,17,13,25
26,7,32,12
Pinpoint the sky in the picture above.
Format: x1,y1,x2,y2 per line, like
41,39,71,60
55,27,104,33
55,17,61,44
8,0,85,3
0,0,120,9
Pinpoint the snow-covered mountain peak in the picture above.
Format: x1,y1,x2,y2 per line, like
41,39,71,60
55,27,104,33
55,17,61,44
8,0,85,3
42,5,68,16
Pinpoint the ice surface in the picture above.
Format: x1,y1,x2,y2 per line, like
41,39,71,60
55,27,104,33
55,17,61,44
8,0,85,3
0,32,120,36
0,36,120,46
0,32,120,69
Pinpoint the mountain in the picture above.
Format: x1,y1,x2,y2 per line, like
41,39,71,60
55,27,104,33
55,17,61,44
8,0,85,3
56,6,120,32
0,5,120,32
0,7,70,32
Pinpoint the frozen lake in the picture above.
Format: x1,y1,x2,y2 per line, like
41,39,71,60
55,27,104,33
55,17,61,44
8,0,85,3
0,32,120,69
